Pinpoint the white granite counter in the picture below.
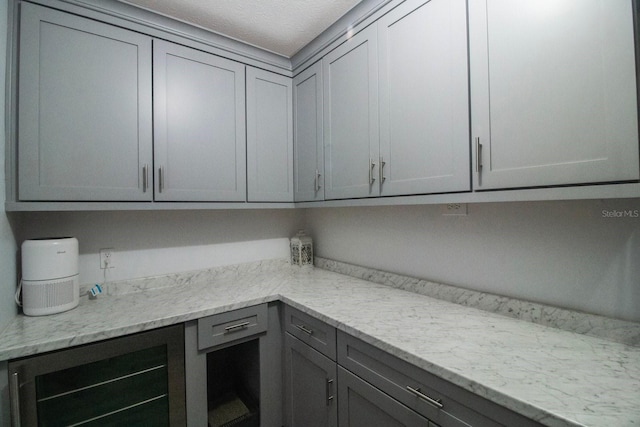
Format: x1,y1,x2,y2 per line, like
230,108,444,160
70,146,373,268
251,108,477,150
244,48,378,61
1,260,639,427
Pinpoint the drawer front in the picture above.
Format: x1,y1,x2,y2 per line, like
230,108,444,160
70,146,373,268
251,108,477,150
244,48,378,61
338,332,542,427
198,304,268,350
284,305,336,360
338,366,431,427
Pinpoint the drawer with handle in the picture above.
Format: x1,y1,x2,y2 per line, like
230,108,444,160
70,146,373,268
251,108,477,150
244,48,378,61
284,305,336,360
337,331,543,427
198,304,268,350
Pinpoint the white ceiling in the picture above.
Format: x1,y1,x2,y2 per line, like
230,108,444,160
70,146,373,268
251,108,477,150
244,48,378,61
118,0,363,57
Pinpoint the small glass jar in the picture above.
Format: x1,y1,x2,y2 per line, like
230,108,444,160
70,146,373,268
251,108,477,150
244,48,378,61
290,230,313,267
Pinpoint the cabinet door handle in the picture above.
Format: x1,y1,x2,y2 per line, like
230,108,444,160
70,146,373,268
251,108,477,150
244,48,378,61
158,166,165,193
294,324,314,335
475,137,483,173
369,158,376,185
406,385,444,409
10,371,21,427
224,321,250,333
314,170,322,192
142,164,149,193
326,378,334,406
379,156,386,184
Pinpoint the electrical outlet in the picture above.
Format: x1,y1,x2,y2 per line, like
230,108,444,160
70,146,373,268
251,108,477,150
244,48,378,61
441,203,468,216
99,248,115,269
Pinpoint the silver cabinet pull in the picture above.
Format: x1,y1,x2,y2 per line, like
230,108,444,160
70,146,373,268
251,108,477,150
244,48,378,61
326,378,334,406
314,169,322,193
224,321,250,333
475,137,483,173
406,385,444,409
369,158,376,185
142,164,149,193
10,371,21,427
158,166,165,193
379,156,386,184
294,324,314,335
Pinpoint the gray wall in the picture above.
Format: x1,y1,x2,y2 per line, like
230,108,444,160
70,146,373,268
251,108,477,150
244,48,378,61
304,199,640,322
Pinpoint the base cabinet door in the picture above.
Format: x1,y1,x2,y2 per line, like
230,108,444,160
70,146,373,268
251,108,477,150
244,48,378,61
338,367,433,427
469,0,639,190
18,2,153,201
283,333,337,427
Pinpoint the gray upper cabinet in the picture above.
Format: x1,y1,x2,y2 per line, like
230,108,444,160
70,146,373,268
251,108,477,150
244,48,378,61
153,40,247,202
246,67,294,202
378,0,470,196
18,3,153,201
293,61,324,202
323,24,379,200
469,0,640,190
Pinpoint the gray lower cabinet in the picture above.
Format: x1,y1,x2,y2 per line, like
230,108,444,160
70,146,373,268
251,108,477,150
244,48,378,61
293,61,324,202
283,306,338,427
185,303,282,427
338,367,433,427
8,325,186,426
153,39,247,202
283,333,338,427
18,2,153,201
246,67,294,202
282,306,544,427
338,331,543,427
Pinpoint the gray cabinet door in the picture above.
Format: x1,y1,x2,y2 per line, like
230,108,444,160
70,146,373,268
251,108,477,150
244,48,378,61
323,24,379,200
18,3,153,201
283,333,337,427
338,367,432,427
293,61,324,202
247,67,293,202
153,40,246,201
469,0,639,190
378,0,470,196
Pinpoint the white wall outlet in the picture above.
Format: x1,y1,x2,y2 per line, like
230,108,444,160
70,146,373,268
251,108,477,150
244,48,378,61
441,203,468,216
99,248,115,269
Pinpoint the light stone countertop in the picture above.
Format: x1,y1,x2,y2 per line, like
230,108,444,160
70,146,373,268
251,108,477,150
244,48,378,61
1,260,639,427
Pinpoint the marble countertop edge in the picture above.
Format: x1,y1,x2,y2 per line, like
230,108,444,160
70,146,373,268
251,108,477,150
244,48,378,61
1,292,284,361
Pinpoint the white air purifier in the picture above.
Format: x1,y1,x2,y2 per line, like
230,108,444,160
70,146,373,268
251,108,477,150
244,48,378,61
21,237,79,316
